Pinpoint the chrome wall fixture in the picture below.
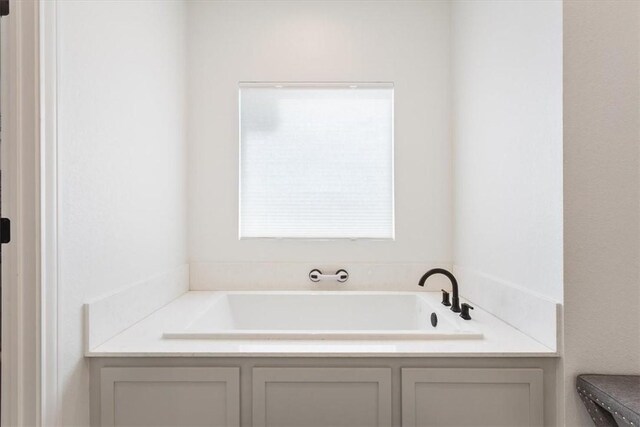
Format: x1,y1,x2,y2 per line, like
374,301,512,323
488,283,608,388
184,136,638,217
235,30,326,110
309,269,349,283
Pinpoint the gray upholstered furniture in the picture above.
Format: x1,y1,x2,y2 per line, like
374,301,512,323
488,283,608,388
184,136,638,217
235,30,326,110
577,375,640,427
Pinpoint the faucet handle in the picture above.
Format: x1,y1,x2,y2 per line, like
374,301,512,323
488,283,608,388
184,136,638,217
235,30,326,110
309,269,349,283
460,303,474,320
441,289,451,306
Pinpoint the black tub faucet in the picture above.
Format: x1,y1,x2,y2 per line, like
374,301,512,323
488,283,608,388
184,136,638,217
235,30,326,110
418,268,461,313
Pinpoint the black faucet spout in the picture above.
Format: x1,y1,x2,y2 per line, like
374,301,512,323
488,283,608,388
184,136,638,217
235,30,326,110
418,268,461,313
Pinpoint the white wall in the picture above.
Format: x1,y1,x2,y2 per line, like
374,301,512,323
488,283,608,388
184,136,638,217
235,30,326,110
451,0,563,341
55,2,629,425
187,1,452,287
563,1,640,425
57,2,187,425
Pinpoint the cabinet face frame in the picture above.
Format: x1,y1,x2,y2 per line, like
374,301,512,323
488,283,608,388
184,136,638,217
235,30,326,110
100,367,240,427
252,367,392,427
401,368,544,427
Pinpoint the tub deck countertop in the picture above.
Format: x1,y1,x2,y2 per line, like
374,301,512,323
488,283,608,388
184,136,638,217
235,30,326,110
86,291,558,358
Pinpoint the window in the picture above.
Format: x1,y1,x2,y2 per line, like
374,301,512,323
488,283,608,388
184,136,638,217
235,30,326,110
239,83,394,239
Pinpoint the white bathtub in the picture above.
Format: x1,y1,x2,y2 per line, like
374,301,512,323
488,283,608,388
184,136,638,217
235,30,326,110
163,292,483,340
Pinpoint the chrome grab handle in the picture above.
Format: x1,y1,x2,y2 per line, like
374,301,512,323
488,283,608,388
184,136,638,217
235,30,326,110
309,269,349,283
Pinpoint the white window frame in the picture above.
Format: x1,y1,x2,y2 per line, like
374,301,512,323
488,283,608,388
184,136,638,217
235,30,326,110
237,81,396,241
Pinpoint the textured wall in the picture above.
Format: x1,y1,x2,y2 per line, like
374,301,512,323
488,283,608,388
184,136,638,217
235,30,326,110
451,0,563,303
57,2,187,425
563,1,640,425
186,1,452,272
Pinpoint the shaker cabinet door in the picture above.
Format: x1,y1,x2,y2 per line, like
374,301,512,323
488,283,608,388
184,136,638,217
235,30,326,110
100,367,240,427
402,368,543,427
252,367,392,427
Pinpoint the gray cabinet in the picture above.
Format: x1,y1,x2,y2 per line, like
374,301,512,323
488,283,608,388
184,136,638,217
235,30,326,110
252,367,392,427
401,368,543,427
94,363,549,427
100,367,240,427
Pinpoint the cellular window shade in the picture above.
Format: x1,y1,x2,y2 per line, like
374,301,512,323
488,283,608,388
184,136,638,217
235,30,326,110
239,83,394,239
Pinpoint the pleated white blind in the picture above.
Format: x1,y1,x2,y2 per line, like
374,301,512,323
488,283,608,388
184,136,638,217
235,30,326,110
239,83,394,239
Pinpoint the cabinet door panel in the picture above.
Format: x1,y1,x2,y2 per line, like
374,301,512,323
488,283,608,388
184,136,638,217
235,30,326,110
101,367,239,427
253,367,391,427
402,368,543,427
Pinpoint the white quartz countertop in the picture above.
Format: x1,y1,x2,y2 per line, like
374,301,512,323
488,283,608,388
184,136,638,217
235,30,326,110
87,291,558,357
